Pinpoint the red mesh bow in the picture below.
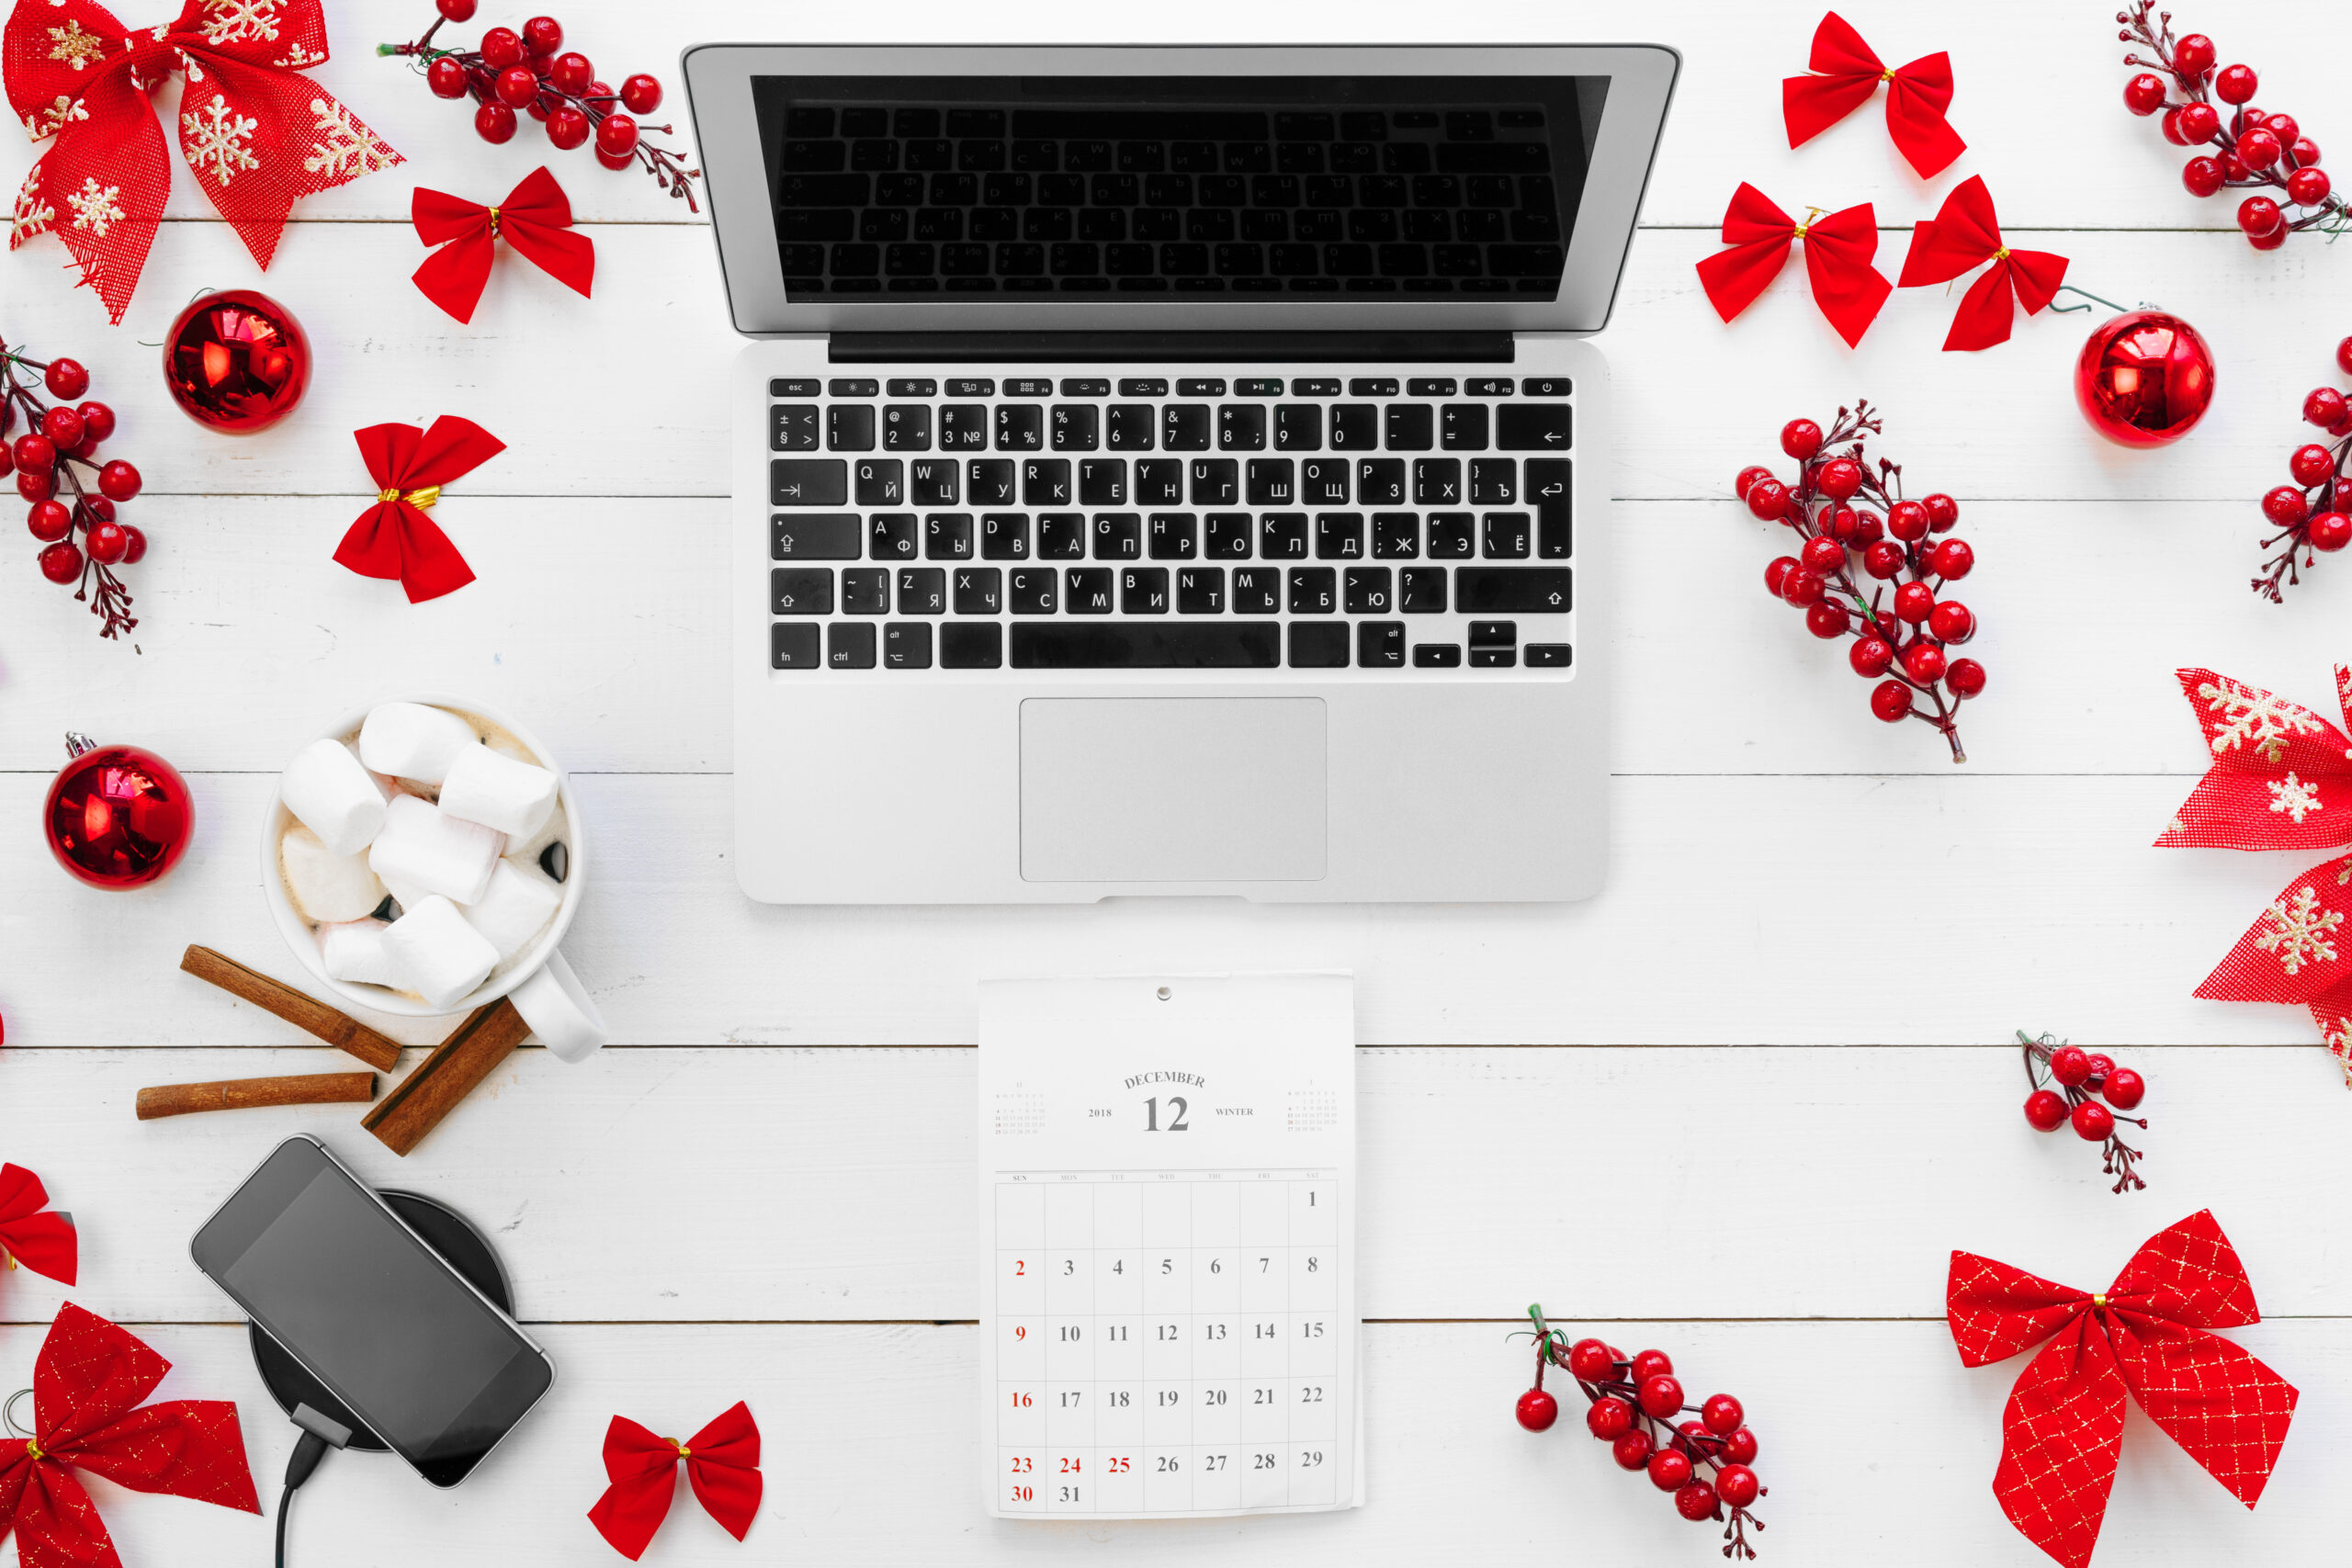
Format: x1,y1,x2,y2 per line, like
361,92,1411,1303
0,1303,261,1568
0,1165,75,1288
411,166,596,324
1782,11,1965,178
5,0,400,323
1948,1212,2297,1568
587,1402,761,1561
332,416,506,603
1694,184,1891,349
2156,665,2352,1076
1896,176,2067,352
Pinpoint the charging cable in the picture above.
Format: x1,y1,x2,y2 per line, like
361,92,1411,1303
276,1403,352,1568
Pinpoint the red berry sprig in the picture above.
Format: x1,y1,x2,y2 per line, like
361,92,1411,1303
1514,1305,1765,1560
1736,401,1982,764
2118,3,2346,247
2252,336,2352,601
379,5,701,209
1,336,143,642
2018,1031,2148,1194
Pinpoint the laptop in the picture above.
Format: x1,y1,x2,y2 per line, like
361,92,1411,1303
683,44,1677,903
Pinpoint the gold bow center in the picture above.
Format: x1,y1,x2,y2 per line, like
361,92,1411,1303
24,1438,42,1461
1880,68,1896,83
1994,246,2011,261
1792,224,1809,239
379,486,442,510
2091,1292,2108,1308
486,205,502,236
672,1439,692,1459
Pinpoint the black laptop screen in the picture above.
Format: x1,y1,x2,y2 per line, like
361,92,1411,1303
748,75,1606,303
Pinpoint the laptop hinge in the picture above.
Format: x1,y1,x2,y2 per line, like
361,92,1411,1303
828,332,1514,364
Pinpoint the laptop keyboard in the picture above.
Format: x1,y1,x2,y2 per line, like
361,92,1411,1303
765,372,1574,672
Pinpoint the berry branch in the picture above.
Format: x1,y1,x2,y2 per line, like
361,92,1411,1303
1,337,144,644
379,5,701,210
2018,1031,2148,1193
2251,340,2352,601
1736,402,1984,763
1513,1306,1765,1559
2118,4,2342,247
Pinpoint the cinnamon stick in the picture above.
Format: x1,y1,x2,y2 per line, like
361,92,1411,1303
361,998,531,1157
137,1072,377,1121
179,946,403,1072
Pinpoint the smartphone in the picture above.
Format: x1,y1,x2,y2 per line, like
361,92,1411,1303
191,1137,554,1487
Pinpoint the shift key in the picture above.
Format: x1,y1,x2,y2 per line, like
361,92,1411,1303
771,458,847,506
1497,404,1572,450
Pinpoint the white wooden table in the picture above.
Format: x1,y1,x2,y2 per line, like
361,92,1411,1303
6,0,2351,1562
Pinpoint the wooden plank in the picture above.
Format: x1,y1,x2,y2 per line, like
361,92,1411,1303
0,1044,2336,1323
1,1317,2341,1567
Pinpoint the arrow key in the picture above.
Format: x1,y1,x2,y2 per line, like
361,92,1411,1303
1496,404,1572,450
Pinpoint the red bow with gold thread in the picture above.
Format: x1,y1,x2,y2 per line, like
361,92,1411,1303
0,1165,76,1289
333,416,506,603
587,1403,761,1561
411,166,596,324
0,1303,261,1568
1695,184,1891,349
1782,11,1965,178
1896,175,2068,352
1949,1212,2297,1568
5,0,400,323
2156,664,2352,1077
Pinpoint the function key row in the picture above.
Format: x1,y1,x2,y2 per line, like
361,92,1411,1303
774,401,1571,454
771,376,1565,399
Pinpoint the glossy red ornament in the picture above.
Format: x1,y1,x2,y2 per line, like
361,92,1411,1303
2074,310,2216,448
42,735,194,888
163,290,311,435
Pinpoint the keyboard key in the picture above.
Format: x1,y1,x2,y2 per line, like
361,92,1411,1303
1315,513,1364,559
771,378,820,397
1038,513,1087,558
1412,642,1463,667
1470,620,1516,648
1259,513,1309,558
1356,458,1406,505
1147,513,1198,560
1427,513,1475,558
826,622,876,668
1243,458,1295,506
1066,567,1114,612
1162,404,1212,449
1399,567,1448,613
1004,378,1052,396
854,457,904,506
1188,457,1238,505
947,378,996,396
1106,404,1156,449
1526,642,1573,667
995,405,1044,449
1287,622,1350,667
1118,377,1169,396
1414,457,1462,506
952,566,1001,614
1523,377,1571,396
1371,512,1419,558
1133,458,1183,504
1274,404,1322,450
1051,404,1100,450
1528,457,1571,558
772,404,820,450
842,567,889,614
771,513,859,559
771,568,833,615
908,458,958,505
1468,457,1517,505
940,404,989,448
1349,377,1400,396
980,513,1031,559
1238,378,1283,395
1294,457,1346,505
941,622,1002,669
869,513,918,559
1218,404,1268,450
883,622,933,669
1076,457,1127,506
1177,378,1227,396
1060,378,1111,396
1329,404,1377,449
1466,377,1513,396
1344,565,1392,613
1384,404,1434,450
828,378,879,397
1456,566,1572,613
1498,403,1572,448
967,458,1015,504
1288,567,1337,614
1441,404,1488,450
882,404,933,450
828,406,875,451
897,567,947,613
1292,378,1340,396
1204,513,1253,558
1012,622,1279,668
1122,566,1170,613
1231,567,1281,614
886,378,936,397
772,623,821,669
1177,565,1226,613
1092,513,1142,558
924,513,974,558
1008,567,1057,613
1357,620,1405,667
1482,513,1531,558
1021,457,1071,507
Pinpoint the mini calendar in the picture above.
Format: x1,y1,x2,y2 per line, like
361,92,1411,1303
977,974,1360,1520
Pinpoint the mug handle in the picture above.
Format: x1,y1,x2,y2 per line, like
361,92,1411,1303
508,949,606,1063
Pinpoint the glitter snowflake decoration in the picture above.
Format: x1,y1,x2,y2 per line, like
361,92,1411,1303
198,0,282,45
181,95,260,186
64,176,124,238
2267,773,2325,827
45,19,104,70
2255,886,2344,976
23,94,88,141
301,96,397,180
11,173,56,246
2198,678,2329,764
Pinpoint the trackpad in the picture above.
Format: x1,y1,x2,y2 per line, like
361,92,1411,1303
1022,698,1328,883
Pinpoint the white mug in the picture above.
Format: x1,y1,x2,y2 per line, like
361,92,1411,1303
260,692,607,1062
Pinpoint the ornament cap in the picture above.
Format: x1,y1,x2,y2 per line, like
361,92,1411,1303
63,732,96,760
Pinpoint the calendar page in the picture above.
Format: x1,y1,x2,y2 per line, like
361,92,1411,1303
977,974,1360,1520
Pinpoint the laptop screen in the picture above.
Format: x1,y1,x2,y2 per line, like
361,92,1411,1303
747,76,1607,306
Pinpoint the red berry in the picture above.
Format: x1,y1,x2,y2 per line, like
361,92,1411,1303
2264,484,2312,525
1849,637,1894,677
1861,539,1904,580
2161,107,2188,145
2182,156,2224,197
1893,581,1936,623
2239,128,2283,171
1734,464,1773,500
527,51,558,79
1799,535,1843,572
1763,555,1799,597
1586,1396,1634,1439
481,26,525,67
2222,150,2249,181
2024,1089,2069,1132
1675,1480,1718,1522
1515,1388,1558,1432
1744,479,1788,520
85,520,128,564
1780,569,1826,608
1870,681,1914,722
2048,1045,2092,1086
1717,1464,1761,1509
437,0,478,17
39,539,83,583
2123,72,2167,115
2102,1067,2146,1110
476,102,518,142
427,56,469,97
2250,222,2290,252
2305,388,2347,428
119,524,146,565
1628,1348,1672,1383
2267,112,2301,142
1725,1427,1759,1465
2294,137,2324,167
2239,196,2284,235
2292,444,2336,486
1646,1449,1692,1492
1886,500,1929,541
1566,1338,1614,1382
2290,166,2333,207
2174,33,2217,78
17,467,55,502
96,460,141,502
76,495,113,527
2177,102,2221,142
495,64,540,107
40,407,83,450
1928,601,1975,643
2084,1053,2116,1086
14,434,57,472
595,112,639,158
1780,419,1823,459
1700,1394,1744,1436
1901,642,1947,684
547,106,592,150
2072,1100,2115,1142
1611,1430,1654,1471
620,73,663,115
74,400,114,442
548,51,595,95
1637,1374,1684,1419
1825,505,1860,543
521,15,564,55
1816,457,1862,500
2312,512,2352,551
1928,538,1974,580
0,442,9,479
43,358,89,400
1946,658,1987,698
1805,601,1851,639
27,500,72,541
2215,62,2258,104
1849,512,1885,547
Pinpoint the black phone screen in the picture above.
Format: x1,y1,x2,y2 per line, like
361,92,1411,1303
191,1139,553,1487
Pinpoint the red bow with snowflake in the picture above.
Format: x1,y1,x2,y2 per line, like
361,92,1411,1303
1896,176,2068,352
1695,184,1891,348
5,0,401,322
1782,11,1966,178
0,1165,75,1290
2157,665,2352,1076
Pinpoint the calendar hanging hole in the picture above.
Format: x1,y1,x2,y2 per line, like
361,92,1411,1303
1157,987,1171,1001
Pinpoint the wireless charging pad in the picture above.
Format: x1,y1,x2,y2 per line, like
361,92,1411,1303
247,1190,513,1453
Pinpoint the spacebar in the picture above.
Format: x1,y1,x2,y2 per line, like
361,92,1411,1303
1011,623,1281,669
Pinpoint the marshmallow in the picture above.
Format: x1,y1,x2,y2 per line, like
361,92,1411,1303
463,859,562,961
280,825,389,924
358,702,478,784
382,895,500,1010
318,919,404,987
506,801,569,881
280,739,388,856
379,870,434,917
437,744,560,840
368,794,506,906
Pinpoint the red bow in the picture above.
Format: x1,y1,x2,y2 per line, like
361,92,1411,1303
1695,184,1891,349
1782,11,1965,178
332,416,505,603
411,166,596,324
587,1402,761,1561
2156,665,2352,1075
1948,1212,2297,1568
5,0,400,323
0,1303,261,1568
1896,175,2068,352
0,1165,75,1288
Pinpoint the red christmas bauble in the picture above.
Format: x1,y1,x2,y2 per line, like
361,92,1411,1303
162,290,311,434
2074,310,2216,447
43,735,194,888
